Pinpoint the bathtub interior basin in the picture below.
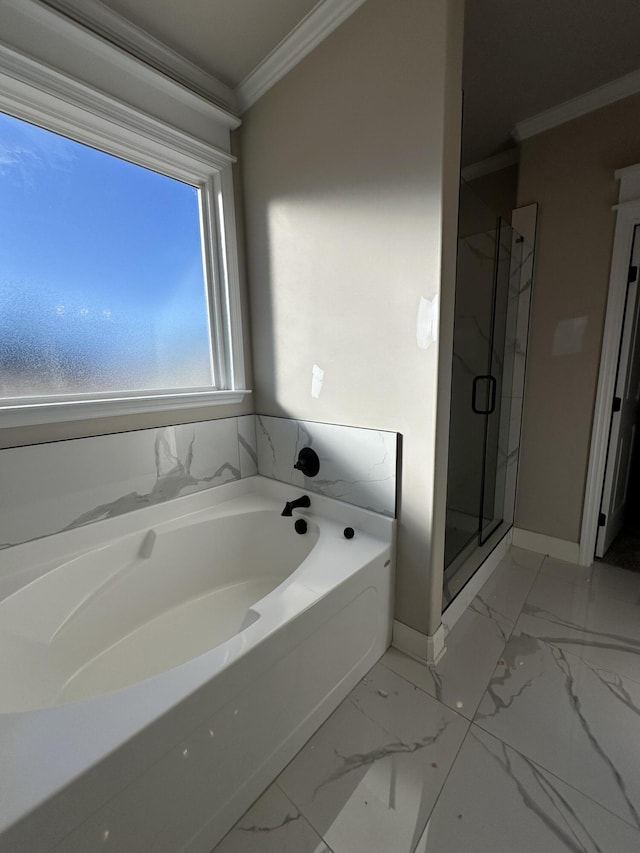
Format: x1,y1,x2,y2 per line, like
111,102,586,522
0,505,319,712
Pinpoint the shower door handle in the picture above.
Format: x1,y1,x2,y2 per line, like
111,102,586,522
472,375,497,415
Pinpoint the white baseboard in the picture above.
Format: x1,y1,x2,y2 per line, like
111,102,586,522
392,620,446,665
442,529,512,634
512,527,579,563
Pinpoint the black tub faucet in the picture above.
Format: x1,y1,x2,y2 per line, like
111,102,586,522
281,494,311,516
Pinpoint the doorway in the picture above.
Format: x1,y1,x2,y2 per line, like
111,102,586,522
595,224,640,566
580,165,640,566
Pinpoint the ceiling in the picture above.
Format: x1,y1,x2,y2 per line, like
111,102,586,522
462,0,640,164
98,0,320,88
46,0,640,165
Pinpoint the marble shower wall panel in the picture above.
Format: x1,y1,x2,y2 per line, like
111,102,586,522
500,231,535,524
237,415,258,478
510,236,534,402
255,415,398,517
0,418,246,550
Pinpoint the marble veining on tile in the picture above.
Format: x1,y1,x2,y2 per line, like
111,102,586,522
517,567,640,684
276,663,468,853
475,629,640,828
237,414,258,478
381,607,509,720
214,785,332,853
468,546,543,640
0,417,248,549
416,724,640,853
213,547,640,853
255,415,397,517
62,428,240,532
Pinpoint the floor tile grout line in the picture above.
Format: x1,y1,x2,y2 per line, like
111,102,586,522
466,720,640,835
535,554,640,608
457,617,511,723
380,550,550,724
508,558,640,690
277,660,472,852
473,549,547,649
466,599,516,642
376,655,477,724
218,546,637,850
506,621,640,693
464,548,546,634
497,550,547,641
382,610,517,722
469,551,640,835
272,782,336,853
379,648,480,849
213,690,353,849
407,716,473,853
471,630,640,831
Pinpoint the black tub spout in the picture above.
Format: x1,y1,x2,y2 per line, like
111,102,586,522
281,495,311,516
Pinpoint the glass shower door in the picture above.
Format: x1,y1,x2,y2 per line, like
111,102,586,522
479,219,523,544
444,222,499,567
444,192,524,602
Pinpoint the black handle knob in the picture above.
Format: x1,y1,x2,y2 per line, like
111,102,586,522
294,447,320,478
295,519,308,535
343,527,355,539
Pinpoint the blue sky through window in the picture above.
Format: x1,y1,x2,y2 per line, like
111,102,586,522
0,111,213,398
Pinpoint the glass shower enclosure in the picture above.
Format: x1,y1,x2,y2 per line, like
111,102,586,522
443,182,528,605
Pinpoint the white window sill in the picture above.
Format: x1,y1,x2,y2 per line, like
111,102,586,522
0,389,251,428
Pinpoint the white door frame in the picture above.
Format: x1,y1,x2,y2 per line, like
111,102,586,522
579,165,640,565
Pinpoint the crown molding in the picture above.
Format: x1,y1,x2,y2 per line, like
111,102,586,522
513,67,640,142
39,0,370,117
40,0,236,111
235,0,368,113
461,148,519,182
0,40,234,177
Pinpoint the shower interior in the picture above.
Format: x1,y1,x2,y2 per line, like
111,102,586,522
443,181,533,606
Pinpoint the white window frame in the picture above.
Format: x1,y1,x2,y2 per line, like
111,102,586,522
0,40,248,428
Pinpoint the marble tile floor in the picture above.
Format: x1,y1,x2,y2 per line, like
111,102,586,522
212,546,640,852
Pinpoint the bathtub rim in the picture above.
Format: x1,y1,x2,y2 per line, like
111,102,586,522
0,475,393,606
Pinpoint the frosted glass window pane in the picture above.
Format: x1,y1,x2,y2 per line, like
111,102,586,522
0,111,214,398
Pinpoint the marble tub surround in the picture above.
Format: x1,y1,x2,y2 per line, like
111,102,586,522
214,545,640,852
0,417,253,551
237,414,258,477
255,415,398,516
0,412,394,550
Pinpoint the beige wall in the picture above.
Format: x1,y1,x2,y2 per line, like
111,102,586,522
239,0,463,635
516,92,640,542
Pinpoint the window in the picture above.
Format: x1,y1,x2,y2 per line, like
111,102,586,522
0,37,246,429
1,111,217,398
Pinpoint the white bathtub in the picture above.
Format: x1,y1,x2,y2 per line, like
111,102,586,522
0,476,394,853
